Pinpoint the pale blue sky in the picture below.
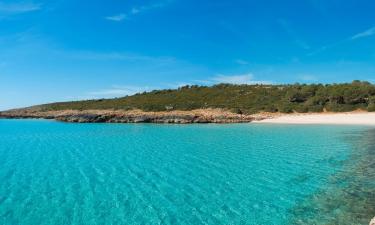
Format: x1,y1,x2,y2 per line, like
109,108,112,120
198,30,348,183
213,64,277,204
1,0,375,110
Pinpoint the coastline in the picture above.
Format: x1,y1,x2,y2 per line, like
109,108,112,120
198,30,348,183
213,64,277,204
1,108,375,125
254,112,375,126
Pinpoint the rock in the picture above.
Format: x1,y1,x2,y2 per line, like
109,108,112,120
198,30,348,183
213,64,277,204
0,109,260,124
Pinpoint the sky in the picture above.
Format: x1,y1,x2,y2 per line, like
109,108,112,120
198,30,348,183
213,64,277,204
0,0,375,110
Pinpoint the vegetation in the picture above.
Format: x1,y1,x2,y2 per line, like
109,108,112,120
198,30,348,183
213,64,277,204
38,81,375,114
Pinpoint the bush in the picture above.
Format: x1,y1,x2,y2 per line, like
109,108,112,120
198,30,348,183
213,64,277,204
307,105,324,112
278,102,294,113
368,96,375,112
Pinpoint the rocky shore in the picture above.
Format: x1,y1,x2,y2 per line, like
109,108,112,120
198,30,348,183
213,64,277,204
0,108,270,124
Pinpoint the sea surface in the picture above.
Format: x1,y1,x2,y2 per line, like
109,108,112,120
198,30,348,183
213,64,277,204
0,119,374,225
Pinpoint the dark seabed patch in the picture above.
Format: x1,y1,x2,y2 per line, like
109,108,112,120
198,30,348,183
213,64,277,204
289,128,375,225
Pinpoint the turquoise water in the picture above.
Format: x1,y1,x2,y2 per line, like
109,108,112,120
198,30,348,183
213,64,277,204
0,119,373,225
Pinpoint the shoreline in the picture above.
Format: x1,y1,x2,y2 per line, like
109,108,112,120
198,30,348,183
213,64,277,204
254,112,375,125
1,109,375,125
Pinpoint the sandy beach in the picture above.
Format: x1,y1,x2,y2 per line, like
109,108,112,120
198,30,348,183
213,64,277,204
255,112,375,125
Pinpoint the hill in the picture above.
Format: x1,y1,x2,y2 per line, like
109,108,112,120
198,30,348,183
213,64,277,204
33,80,375,114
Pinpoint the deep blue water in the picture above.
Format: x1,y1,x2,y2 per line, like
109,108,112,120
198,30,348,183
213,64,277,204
0,119,373,225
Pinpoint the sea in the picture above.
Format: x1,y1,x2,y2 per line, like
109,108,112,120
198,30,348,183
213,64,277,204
0,119,374,225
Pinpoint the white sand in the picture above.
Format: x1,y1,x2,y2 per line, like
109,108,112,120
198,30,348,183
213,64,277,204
255,112,375,125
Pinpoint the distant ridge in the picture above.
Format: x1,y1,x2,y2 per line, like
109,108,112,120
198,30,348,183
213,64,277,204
18,80,375,114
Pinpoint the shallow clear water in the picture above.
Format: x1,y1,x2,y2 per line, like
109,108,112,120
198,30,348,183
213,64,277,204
0,119,373,225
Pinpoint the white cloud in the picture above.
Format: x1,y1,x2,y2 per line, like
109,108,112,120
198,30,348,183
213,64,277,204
62,50,178,65
351,27,375,40
131,8,140,14
234,59,250,65
0,2,41,14
105,14,127,22
130,2,167,15
105,1,172,22
87,85,155,98
212,73,271,85
309,26,375,56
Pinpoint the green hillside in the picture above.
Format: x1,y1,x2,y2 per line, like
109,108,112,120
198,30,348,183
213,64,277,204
37,81,375,114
